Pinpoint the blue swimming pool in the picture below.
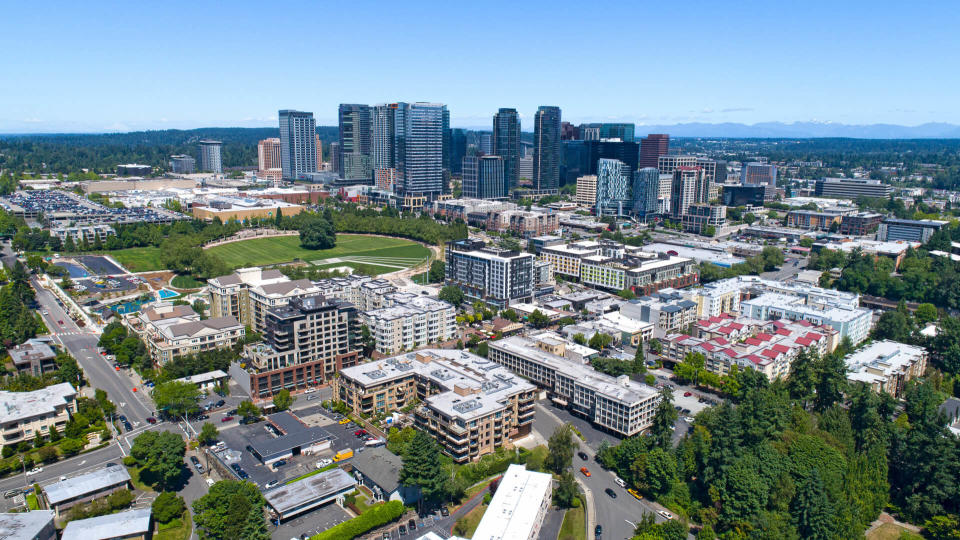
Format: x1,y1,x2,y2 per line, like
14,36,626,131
157,289,180,299
110,300,149,315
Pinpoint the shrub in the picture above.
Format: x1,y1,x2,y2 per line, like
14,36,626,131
311,500,404,540
483,493,492,505
152,492,186,523
122,456,137,467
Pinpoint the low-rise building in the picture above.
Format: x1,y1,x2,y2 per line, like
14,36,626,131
127,304,244,365
50,224,116,245
487,210,559,238
0,383,76,448
172,369,230,391
471,464,552,540
350,447,419,504
839,212,883,236
0,511,56,540
61,508,152,540
786,207,854,230
878,218,949,243
620,290,699,338
681,204,727,235
43,465,132,517
335,349,537,463
8,338,57,376
264,468,355,521
740,292,872,345
192,197,304,222
845,340,927,399
361,294,456,354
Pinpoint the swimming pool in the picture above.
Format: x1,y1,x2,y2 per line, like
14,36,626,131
157,289,180,299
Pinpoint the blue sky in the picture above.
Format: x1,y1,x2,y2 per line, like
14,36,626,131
2,0,958,132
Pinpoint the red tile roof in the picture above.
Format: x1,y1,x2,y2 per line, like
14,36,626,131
712,337,729,345
771,344,791,354
744,337,763,346
796,320,813,327
775,328,792,336
795,337,813,346
761,348,780,359
805,332,823,341
755,332,773,341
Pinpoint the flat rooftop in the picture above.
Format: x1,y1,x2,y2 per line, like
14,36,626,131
44,465,130,506
0,383,76,424
249,412,332,458
264,468,354,517
471,464,553,540
61,508,151,540
0,510,54,540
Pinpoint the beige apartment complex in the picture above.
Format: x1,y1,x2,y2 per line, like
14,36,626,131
127,304,244,365
0,383,77,448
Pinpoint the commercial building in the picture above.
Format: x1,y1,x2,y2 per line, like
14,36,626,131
169,154,195,174
207,267,288,327
839,211,883,235
173,369,229,391
198,139,222,173
639,134,669,169
722,184,766,207
878,218,948,243
471,464,552,540
785,207,854,230
279,109,318,180
238,295,360,398
488,334,661,437
192,197,303,222
0,511,56,540
127,304,244,365
8,338,57,376
247,411,333,465
633,167,660,217
361,294,456,354
581,123,635,142
61,508,152,540
585,140,639,177
815,177,893,198
741,292,872,345
740,162,776,186
657,155,698,175
445,240,534,307
575,175,597,206
845,340,927,399
681,204,727,235
640,242,744,268
532,106,561,193
595,158,629,215
813,239,919,269
264,468,355,521
116,164,151,176
43,465,132,517
0,383,76,448
338,104,373,181
258,138,283,182
462,155,506,199
493,108,521,190
336,349,537,463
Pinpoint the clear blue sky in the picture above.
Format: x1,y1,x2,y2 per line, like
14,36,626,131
2,0,958,133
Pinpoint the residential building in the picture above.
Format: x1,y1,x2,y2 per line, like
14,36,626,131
350,447,419,504
839,211,883,236
248,278,323,333
279,110,318,179
338,104,373,181
639,134,669,169
60,508,152,540
0,511,56,540
258,138,283,182
815,177,893,198
845,340,927,399
493,109,521,191
445,240,535,307
8,338,57,376
633,167,660,217
595,158,628,215
686,277,743,317
462,155,505,199
401,103,446,198
372,102,408,172
488,334,661,437
472,464,552,540
786,207,854,230
740,162,776,186
682,204,727,234
579,253,697,296
562,312,654,348
43,466,132,517
240,295,361,398
575,175,597,206
361,294,456,354
878,218,948,243
620,290,699,337
670,167,702,218
532,106,561,193
197,140,222,174
538,240,604,279
487,210,560,238
169,154,195,174
207,267,288,327
0,383,76,448
429,198,517,222
336,349,537,463
51,224,116,245
374,168,399,192
741,292,872,345
127,304,244,365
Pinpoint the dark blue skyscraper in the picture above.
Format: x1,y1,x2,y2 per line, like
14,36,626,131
533,106,561,193
492,108,520,192
462,155,505,199
633,167,660,217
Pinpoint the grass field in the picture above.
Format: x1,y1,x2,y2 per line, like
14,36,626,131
103,247,164,272
170,275,204,289
454,502,488,538
207,234,430,271
866,523,923,540
558,505,586,540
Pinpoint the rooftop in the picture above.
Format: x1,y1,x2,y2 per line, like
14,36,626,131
249,412,332,459
60,508,151,540
0,383,76,424
471,464,553,540
44,465,131,506
263,468,354,516
0,510,54,540
846,340,927,385
350,447,403,494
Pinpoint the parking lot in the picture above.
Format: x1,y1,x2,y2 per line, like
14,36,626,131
77,255,126,275
76,275,140,294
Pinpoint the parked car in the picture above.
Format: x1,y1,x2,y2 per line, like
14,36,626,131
657,510,674,520
398,525,407,536
683,391,692,397
580,467,591,477
408,519,416,531
273,460,287,469
264,480,279,489
605,488,617,498
26,467,43,477
221,416,234,422
440,506,450,517
316,458,333,468
146,417,157,424
4,489,21,498
215,400,226,408
577,451,589,461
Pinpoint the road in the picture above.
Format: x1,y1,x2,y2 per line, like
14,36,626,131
760,257,807,282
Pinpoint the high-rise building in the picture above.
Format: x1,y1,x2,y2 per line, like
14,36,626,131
657,155,698,175
315,134,323,168
479,133,493,155
197,140,222,173
595,158,629,215
586,141,638,177
450,129,467,174
532,106,561,193
633,167,660,217
575,175,597,206
579,123,635,142
278,110,318,179
462,155,505,199
442,107,451,176
493,108,521,192
400,102,446,197
169,155,195,174
639,134,669,168
257,138,282,180
561,122,580,140
561,140,589,185
445,239,535,307
671,167,703,218
741,162,777,186
338,104,373,181
372,102,409,172
329,142,340,173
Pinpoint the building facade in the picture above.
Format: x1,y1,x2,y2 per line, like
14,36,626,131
532,106,561,193
740,162,776,186
878,218,948,243
338,104,373,181
169,154,195,174
493,108,521,191
127,304,244,365
595,158,628,215
0,383,76,448
633,167,660,217
639,134,669,169
197,140,222,173
575,175,597,206
279,110,318,179
445,240,535,307
845,340,927,399
258,138,283,182
815,178,893,198
401,103,446,198
361,294,457,354
462,155,505,199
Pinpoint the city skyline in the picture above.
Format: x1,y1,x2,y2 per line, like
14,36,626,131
2,1,959,133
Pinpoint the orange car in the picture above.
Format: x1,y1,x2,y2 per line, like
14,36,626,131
580,467,591,477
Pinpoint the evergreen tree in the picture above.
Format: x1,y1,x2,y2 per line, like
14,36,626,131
240,508,270,540
813,351,848,412
650,386,678,448
399,430,448,510
791,469,835,540
546,425,576,474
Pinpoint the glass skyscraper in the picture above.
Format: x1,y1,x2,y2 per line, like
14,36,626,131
278,110,317,180
338,104,372,181
462,155,505,199
596,158,628,216
533,106,561,193
492,108,520,192
633,167,660,217
401,102,446,197
372,102,409,173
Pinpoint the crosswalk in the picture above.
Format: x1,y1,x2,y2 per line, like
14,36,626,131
54,331,87,336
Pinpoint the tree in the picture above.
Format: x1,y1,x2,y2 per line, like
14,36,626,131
151,381,201,419
438,285,464,306
703,225,716,237
813,351,848,412
428,260,446,283
791,469,835,540
272,389,293,412
298,215,336,250
527,309,551,329
237,400,260,421
650,386,677,448
38,445,58,464
787,349,817,408
588,332,613,351
552,471,579,508
546,425,576,474
648,338,662,355
572,333,586,346
618,288,637,300
872,310,913,341
198,422,219,446
399,430,449,510
152,491,186,523
915,303,938,325
923,515,960,540
60,438,83,455
192,480,266,540
643,447,678,496
130,431,186,490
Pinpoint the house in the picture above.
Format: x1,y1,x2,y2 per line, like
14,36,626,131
350,447,419,504
8,338,57,376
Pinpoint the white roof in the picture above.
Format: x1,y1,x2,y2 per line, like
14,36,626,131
61,508,151,540
174,370,229,385
846,340,926,383
44,466,131,506
0,510,54,539
472,464,552,540
0,383,76,424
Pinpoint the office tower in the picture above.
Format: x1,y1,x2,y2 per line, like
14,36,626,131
580,124,601,141
561,122,580,140
479,133,493,155
258,138,282,172
400,102,446,197
450,129,467,174
279,110,318,179
639,134,669,169
585,140,639,176
519,156,533,181
595,158,629,215
493,108,521,191
575,175,597,206
741,162,777,186
671,167,703,218
462,155,505,199
197,140,222,173
579,123,635,142
315,134,323,167
657,155,698,175
532,106,561,192
633,167,660,217
562,140,589,185
338,104,373,181
329,142,340,173
169,154,195,174
372,102,409,172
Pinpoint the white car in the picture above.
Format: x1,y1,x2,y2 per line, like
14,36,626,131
25,467,43,477
316,458,333,468
614,476,626,488
657,510,674,520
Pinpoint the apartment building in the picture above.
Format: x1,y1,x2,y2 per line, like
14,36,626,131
445,240,535,308
575,175,597,206
538,240,603,278
620,290,699,337
785,207,854,230
127,304,244,365
51,224,116,245
487,210,560,238
685,277,743,317
249,279,323,333
8,338,57,376
741,292,872,345
839,212,883,236
488,334,661,437
207,268,288,326
361,293,457,354
0,383,76,448
579,253,697,295
429,199,517,222
335,349,537,463
681,204,727,234
239,295,360,398
313,275,398,311
845,340,927,399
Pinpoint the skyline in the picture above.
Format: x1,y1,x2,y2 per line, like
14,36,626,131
2,0,959,133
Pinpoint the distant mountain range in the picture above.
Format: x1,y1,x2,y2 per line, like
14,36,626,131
625,121,960,139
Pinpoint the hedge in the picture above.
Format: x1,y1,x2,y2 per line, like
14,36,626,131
310,500,403,540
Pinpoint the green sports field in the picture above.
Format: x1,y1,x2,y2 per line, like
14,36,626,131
108,247,164,272
206,234,431,271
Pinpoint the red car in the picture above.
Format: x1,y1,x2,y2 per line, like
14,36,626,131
580,467,591,477
221,416,234,423
683,391,692,397
146,417,157,424
354,429,367,437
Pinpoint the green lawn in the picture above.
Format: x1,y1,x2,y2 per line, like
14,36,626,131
107,247,164,272
155,511,192,540
207,234,430,270
170,275,204,289
866,523,923,540
454,503,488,538
25,493,38,510
558,505,586,540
